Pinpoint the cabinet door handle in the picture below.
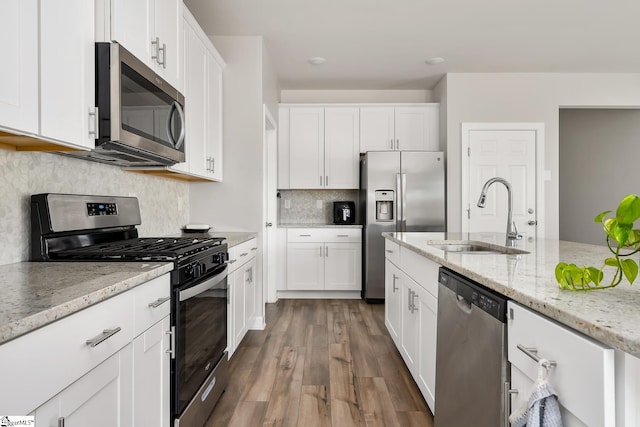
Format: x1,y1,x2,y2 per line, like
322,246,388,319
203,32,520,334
325,246,328,257
325,176,328,186
211,157,215,174
159,42,167,68
407,289,412,311
516,344,557,366
148,296,171,308
320,245,323,257
503,382,519,427
86,327,122,348
392,274,398,292
396,139,399,150
166,326,175,359
151,37,160,63
320,176,323,186
390,139,393,149
411,291,418,313
58,417,65,427
88,107,99,139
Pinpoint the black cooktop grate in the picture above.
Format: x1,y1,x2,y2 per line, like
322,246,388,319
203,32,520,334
53,237,224,261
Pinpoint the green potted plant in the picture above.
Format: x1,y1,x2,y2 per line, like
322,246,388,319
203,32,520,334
555,194,640,290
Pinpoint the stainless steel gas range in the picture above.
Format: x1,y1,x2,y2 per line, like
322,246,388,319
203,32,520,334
30,193,228,427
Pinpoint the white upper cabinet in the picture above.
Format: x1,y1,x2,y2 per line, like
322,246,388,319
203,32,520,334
0,0,38,135
39,0,96,150
169,7,225,181
287,106,359,189
111,0,183,91
360,104,439,152
324,107,360,189
289,107,325,189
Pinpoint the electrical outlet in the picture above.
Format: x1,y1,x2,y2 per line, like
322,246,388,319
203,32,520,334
284,199,291,209
316,200,323,209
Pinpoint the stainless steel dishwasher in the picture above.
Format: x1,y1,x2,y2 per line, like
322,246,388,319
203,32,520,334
434,267,509,427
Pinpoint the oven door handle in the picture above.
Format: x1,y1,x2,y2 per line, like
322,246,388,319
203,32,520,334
179,266,228,302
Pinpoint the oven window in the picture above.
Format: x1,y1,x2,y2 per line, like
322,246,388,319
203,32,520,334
120,63,183,148
175,273,227,416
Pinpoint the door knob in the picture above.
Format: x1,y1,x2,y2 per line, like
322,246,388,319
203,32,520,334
265,222,273,227
527,220,537,226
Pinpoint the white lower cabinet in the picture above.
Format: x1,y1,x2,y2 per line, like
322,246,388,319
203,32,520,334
227,238,259,358
507,301,615,427
133,317,171,427
384,241,439,413
286,228,362,292
35,345,133,426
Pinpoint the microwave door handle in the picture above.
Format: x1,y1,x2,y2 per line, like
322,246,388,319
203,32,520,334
166,101,186,149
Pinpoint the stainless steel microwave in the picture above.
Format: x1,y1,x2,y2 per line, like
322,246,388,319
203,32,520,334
72,42,186,166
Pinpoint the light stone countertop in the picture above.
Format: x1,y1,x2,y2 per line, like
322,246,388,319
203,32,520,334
177,231,258,247
0,262,173,345
384,231,640,358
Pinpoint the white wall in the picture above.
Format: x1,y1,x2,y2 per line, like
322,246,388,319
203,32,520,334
559,109,640,246
0,150,189,265
280,89,433,103
190,36,266,231
445,73,640,239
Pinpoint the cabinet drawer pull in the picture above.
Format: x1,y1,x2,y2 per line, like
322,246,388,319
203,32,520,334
227,259,237,264
337,234,349,237
148,296,171,308
385,249,394,253
240,252,248,257
516,344,557,366
251,247,257,251
86,327,122,348
299,234,311,237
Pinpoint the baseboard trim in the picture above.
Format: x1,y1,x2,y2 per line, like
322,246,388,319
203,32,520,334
276,290,361,299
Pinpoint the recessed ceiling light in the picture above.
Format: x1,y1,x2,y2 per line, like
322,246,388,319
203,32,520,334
308,57,326,65
425,57,445,65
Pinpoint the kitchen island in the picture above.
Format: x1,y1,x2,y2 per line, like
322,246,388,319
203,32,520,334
384,231,640,426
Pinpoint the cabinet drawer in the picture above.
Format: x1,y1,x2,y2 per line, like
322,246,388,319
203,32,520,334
400,246,439,296
507,302,615,427
385,239,400,265
133,274,171,337
288,228,361,243
230,238,257,268
0,291,134,414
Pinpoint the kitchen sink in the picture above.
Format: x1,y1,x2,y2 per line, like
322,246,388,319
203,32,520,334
427,240,529,255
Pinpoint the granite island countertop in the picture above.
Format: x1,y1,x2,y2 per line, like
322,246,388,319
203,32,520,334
279,223,363,228
0,261,173,345
384,231,640,358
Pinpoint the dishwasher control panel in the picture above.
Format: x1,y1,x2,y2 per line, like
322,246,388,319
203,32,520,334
439,267,507,322
472,291,500,319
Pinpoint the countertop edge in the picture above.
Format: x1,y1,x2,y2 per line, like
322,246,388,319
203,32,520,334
383,232,640,358
0,263,173,346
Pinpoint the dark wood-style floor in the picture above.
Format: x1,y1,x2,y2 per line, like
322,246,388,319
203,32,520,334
204,299,434,427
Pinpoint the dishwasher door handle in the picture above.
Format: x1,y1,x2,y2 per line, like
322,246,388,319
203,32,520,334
456,294,473,314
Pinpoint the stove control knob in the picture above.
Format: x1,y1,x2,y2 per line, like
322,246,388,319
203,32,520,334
185,262,202,280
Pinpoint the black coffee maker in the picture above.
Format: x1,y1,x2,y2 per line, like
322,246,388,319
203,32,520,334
333,201,355,224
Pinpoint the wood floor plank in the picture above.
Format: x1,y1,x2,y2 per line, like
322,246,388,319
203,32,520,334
355,377,401,427
328,305,349,345
303,325,330,386
396,410,435,427
358,302,385,336
226,401,268,427
299,385,331,427
329,343,357,403
376,347,429,413
241,332,286,401
347,319,382,377
331,398,365,427
263,346,305,427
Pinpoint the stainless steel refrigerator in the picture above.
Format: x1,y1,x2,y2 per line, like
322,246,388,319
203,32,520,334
360,151,445,301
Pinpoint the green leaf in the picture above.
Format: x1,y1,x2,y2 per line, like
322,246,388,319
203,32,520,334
612,223,632,246
555,263,567,283
594,211,611,223
605,257,619,267
621,259,639,284
616,194,640,225
587,267,603,286
602,218,618,239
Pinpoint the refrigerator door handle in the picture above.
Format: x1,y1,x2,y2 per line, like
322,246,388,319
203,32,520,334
396,173,402,231
401,173,407,231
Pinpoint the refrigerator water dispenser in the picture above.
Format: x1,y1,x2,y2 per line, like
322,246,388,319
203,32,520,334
375,190,394,221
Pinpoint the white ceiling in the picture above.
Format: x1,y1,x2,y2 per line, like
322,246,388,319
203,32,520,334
183,0,640,90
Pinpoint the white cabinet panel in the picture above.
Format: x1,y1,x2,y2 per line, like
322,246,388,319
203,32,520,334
415,284,437,410
400,272,419,375
286,242,325,290
324,107,359,189
228,238,258,358
359,107,395,151
289,108,324,189
278,107,291,189
153,0,182,89
35,345,133,427
324,242,361,291
206,53,224,181
395,106,438,151
508,301,615,427
0,0,38,134
133,317,170,427
40,0,95,149
384,259,402,347
110,0,151,68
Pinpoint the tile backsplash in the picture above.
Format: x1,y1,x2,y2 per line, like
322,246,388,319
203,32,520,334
0,150,189,265
278,189,359,224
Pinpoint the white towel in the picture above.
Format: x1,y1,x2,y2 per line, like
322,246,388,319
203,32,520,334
510,359,563,427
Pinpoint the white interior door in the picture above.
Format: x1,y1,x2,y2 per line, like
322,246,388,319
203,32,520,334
263,106,278,304
466,129,538,237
